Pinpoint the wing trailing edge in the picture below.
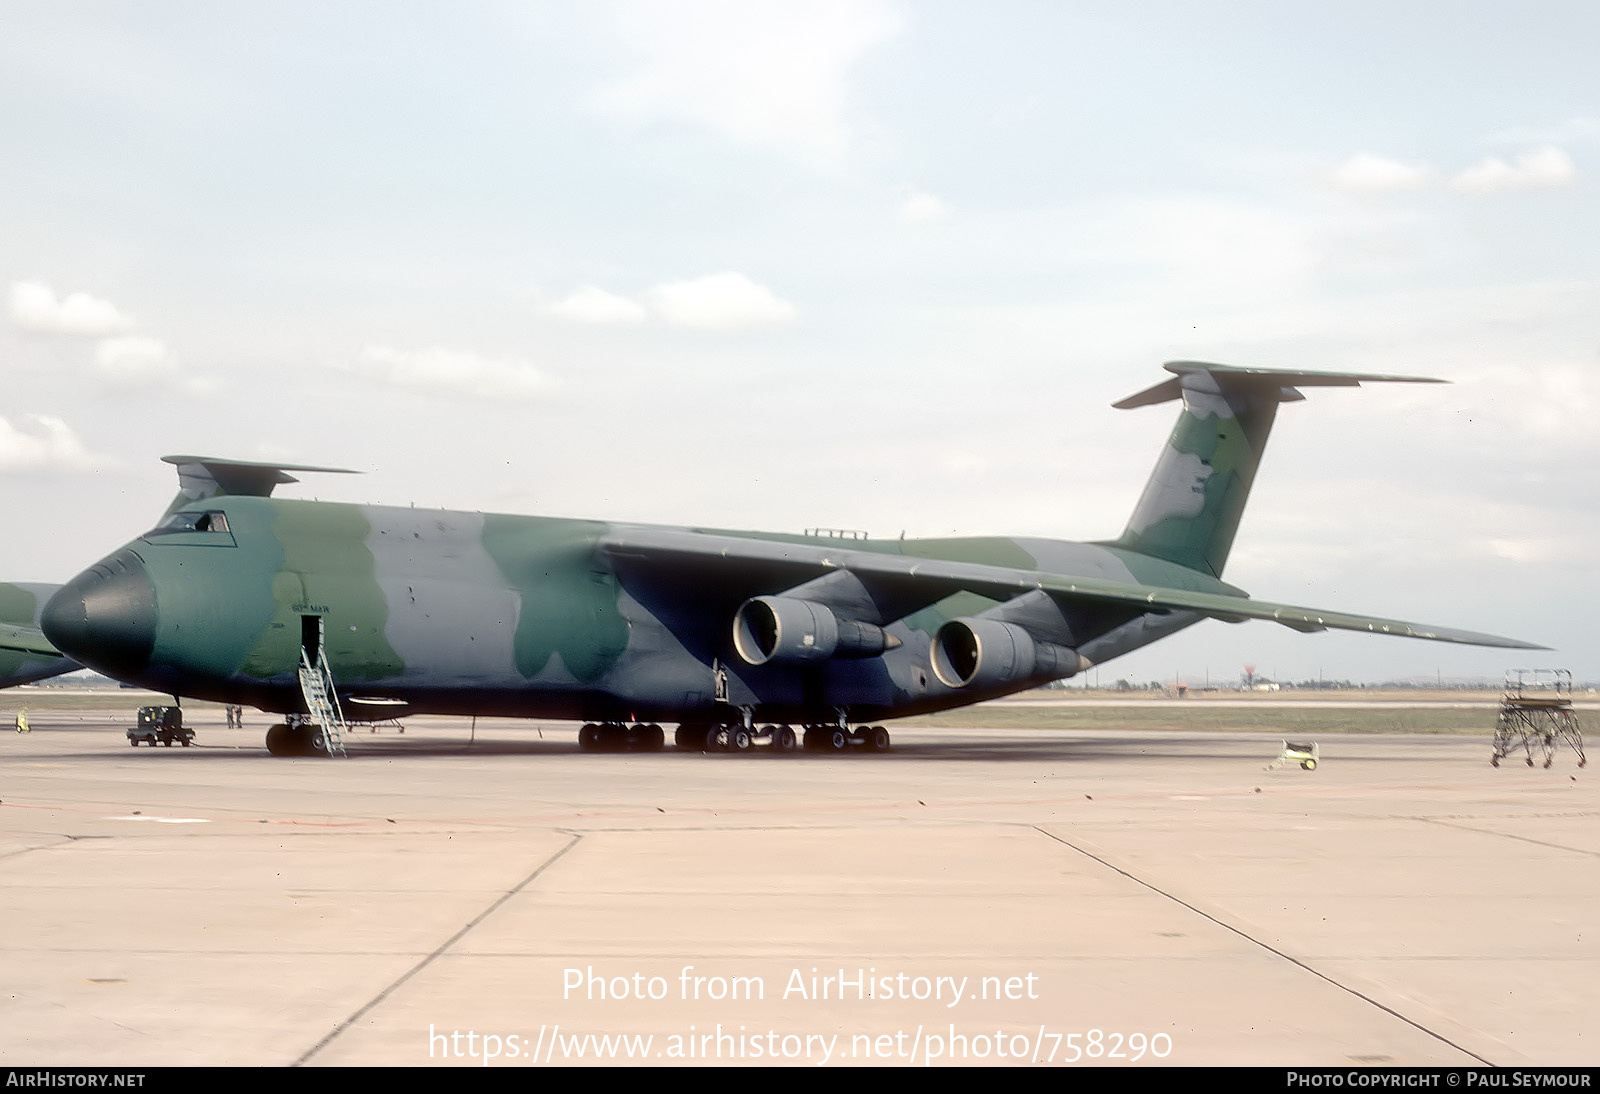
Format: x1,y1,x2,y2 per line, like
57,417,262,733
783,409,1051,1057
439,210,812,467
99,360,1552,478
0,622,62,658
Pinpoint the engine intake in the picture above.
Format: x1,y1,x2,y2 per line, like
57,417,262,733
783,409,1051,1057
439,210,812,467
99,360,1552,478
733,597,892,666
930,618,1080,689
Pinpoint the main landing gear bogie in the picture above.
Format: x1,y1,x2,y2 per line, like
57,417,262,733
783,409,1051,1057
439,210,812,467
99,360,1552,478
577,722,667,753
801,724,891,753
675,722,891,755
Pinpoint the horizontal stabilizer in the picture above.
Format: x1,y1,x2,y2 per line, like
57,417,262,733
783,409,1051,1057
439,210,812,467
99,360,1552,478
1113,361,1444,410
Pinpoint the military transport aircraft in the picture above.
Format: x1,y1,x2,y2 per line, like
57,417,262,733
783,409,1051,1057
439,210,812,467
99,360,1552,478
28,362,1542,757
0,583,78,688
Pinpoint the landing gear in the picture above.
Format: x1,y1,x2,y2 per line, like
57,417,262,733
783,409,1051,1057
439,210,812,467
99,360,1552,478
577,722,666,753
675,723,712,750
264,719,328,757
683,722,890,754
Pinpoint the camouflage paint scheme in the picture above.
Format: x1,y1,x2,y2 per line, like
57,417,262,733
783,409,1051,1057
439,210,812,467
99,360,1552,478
0,582,78,687
37,364,1543,733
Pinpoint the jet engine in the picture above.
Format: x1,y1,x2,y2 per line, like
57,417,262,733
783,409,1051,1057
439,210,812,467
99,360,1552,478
732,596,893,666
929,618,1080,690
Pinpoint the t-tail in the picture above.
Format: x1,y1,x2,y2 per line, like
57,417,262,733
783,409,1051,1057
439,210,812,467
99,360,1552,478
160,455,359,517
1110,362,1443,579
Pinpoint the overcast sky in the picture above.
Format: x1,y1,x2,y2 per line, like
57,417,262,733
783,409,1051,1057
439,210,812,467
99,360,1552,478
2,1,1596,685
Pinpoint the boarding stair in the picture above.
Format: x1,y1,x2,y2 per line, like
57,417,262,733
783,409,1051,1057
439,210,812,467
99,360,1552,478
298,646,349,757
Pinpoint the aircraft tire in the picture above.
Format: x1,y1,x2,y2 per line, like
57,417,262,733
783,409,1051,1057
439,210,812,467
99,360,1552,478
674,723,707,749
731,727,753,752
578,724,602,751
772,727,797,752
864,726,890,752
828,729,849,751
265,723,295,757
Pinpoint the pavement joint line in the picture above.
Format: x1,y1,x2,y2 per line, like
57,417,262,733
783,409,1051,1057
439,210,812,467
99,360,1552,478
291,831,583,1067
1030,824,1497,1067
1412,815,1600,858
0,834,83,864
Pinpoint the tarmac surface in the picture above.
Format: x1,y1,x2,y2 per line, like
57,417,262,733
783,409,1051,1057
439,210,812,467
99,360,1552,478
2,704,1596,1068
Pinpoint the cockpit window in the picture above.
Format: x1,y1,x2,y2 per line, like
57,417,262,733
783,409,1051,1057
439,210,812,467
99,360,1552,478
147,510,231,536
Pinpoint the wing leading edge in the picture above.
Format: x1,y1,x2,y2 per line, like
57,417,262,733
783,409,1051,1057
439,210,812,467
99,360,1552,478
601,527,1545,652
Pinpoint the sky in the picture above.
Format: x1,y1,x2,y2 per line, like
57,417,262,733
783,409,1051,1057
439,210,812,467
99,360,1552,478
1,1,1596,686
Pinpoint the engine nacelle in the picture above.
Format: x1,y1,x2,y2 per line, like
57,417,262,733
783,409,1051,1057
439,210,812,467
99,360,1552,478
733,597,892,666
929,618,1080,690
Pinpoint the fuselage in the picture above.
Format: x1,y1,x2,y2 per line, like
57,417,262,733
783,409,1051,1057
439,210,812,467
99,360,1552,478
41,495,1233,724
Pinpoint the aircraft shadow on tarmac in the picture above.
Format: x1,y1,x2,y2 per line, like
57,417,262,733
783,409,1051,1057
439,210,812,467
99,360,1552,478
30,717,1277,764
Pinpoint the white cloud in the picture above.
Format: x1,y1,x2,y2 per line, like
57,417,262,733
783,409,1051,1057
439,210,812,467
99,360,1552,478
1491,118,1600,146
642,271,797,328
544,286,648,324
94,336,179,387
351,345,557,400
596,0,903,168
1082,198,1321,306
1330,153,1434,192
0,415,113,472
900,191,949,221
9,281,132,336
1450,147,1578,192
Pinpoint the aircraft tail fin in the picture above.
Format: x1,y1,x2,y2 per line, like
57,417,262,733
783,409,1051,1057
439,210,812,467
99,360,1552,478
1108,362,1442,578
160,455,359,516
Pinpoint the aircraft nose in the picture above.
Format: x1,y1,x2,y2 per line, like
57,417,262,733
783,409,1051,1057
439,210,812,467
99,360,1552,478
42,549,157,677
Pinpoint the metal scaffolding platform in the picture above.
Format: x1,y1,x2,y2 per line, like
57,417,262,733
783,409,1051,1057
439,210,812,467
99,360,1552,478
1492,669,1586,769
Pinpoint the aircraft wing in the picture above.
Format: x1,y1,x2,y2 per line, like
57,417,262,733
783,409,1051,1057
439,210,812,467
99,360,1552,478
0,621,79,688
0,621,64,658
601,527,1546,650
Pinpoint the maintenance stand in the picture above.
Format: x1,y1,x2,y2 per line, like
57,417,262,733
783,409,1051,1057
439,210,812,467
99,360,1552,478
1492,669,1586,769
